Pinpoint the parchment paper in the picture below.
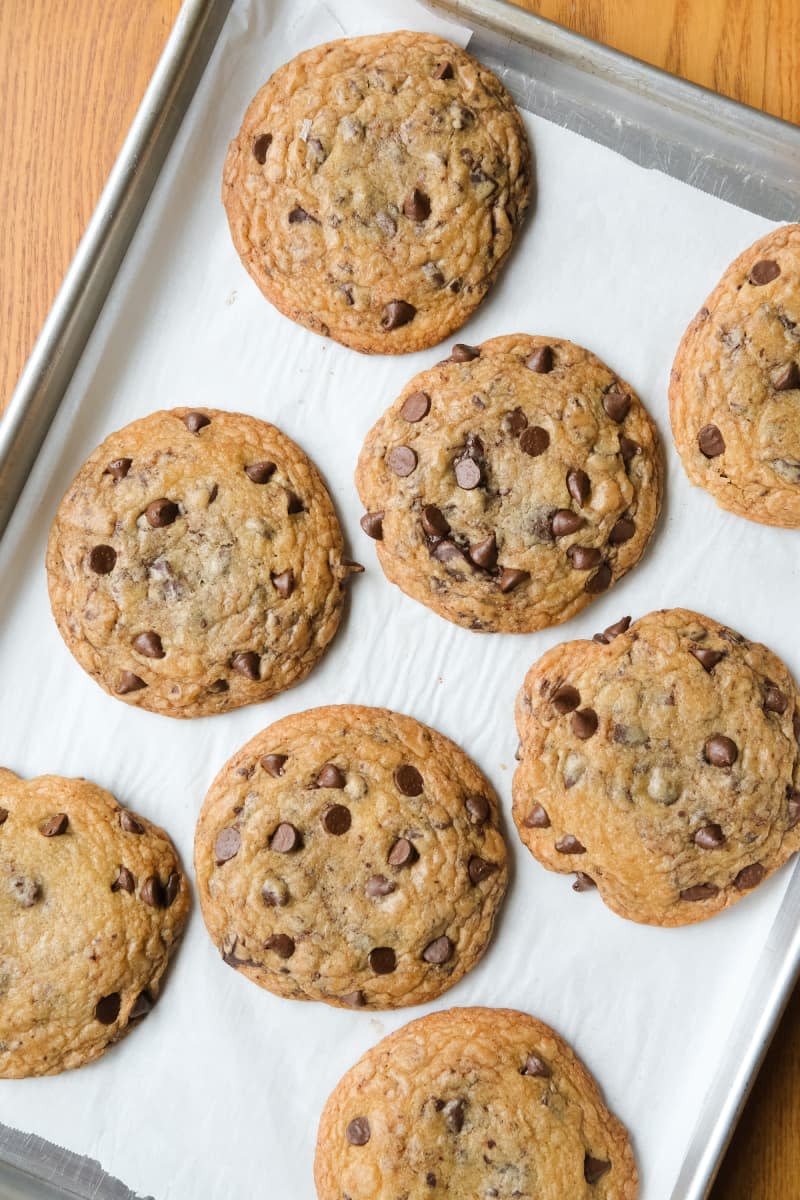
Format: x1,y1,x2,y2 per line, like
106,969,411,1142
0,0,792,1195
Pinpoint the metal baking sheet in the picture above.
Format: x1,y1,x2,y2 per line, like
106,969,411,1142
2,1,800,1198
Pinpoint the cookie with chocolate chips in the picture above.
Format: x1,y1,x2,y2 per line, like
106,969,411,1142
356,335,662,632
671,224,800,526
315,1006,638,1199
46,408,356,718
0,769,188,1077
194,706,506,1008
222,33,531,354
513,609,800,926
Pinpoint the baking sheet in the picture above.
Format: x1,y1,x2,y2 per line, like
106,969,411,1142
0,0,792,1196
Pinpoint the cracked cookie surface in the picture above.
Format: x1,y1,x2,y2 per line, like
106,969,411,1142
222,32,531,354
194,706,506,1009
314,1006,637,1199
356,334,661,632
513,608,800,926
46,408,353,718
670,224,800,527
0,769,189,1077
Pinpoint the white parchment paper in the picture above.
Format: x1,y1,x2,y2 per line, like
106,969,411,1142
0,0,794,1196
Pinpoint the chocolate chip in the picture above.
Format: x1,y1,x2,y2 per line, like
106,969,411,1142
382,300,416,330
585,563,611,594
0,808,7,825
130,991,154,1021
773,362,800,391
433,540,471,567
704,734,738,767
694,823,725,849
603,389,631,422
164,871,180,907
366,875,396,898
286,491,304,514
395,765,423,796
552,685,581,714
568,546,602,570
584,1155,611,1184
322,804,351,835
680,883,719,901
230,652,259,681
469,532,498,569
95,993,121,1025
89,545,117,574
433,61,454,80
404,189,431,221
749,259,780,285
272,569,294,598
106,457,132,480
183,411,210,433
764,686,788,714
450,343,479,362
443,1098,465,1132
465,794,490,825
619,436,640,463
423,935,454,964
369,947,397,974
39,812,69,837
111,866,135,893
401,391,431,422
421,505,450,537
602,616,631,640
133,631,164,659
504,407,528,436
347,1118,371,1146
498,567,529,593
526,345,553,373
573,872,596,891
388,838,417,868
360,511,384,540
524,804,550,828
698,424,725,458
788,790,800,829
271,823,301,853
265,934,295,959
145,498,179,528
317,763,345,789
551,510,585,537
567,468,591,505
555,834,586,854
215,827,241,864
454,457,481,489
572,709,598,740
253,133,272,163
117,671,147,695
120,811,145,834
140,875,166,907
468,856,498,884
261,753,287,777
609,516,636,545
388,446,417,477
519,426,550,457
209,679,229,693
521,1054,551,1077
426,1173,437,1188
245,461,276,483
794,712,800,745
689,645,725,672
288,206,318,224
734,862,766,892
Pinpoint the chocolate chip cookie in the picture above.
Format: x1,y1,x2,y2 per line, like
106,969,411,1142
194,706,506,1008
356,335,662,632
222,33,531,354
513,608,800,926
314,1006,638,1199
46,408,357,718
0,769,189,1077
670,224,800,526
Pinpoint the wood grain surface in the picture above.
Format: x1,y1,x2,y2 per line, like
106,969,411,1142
0,1,798,1196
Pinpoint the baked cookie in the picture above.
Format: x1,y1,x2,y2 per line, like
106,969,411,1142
356,335,661,632
222,33,531,354
670,224,800,527
0,769,189,1077
194,706,506,1008
315,1006,637,1199
513,608,800,927
46,408,358,718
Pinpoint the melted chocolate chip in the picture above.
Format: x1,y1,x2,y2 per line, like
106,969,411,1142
288,206,318,224
584,1155,611,1184
360,511,384,539
0,808,7,825
551,510,585,537
698,424,725,458
519,426,550,457
609,517,635,545
764,686,788,714
689,645,725,672
341,990,366,1008
619,436,640,464
680,883,719,902
382,300,416,330
571,709,598,739
704,734,738,767
465,794,490,825
317,763,345,789
432,61,454,80
573,872,596,892
164,872,180,907
286,491,304,514
585,563,612,594
749,259,780,285
404,189,431,221
694,823,725,849
524,804,550,828
215,827,241,864
111,866,135,893
422,505,450,537
261,753,287,777
450,343,479,362
322,804,351,835
130,991,154,1021
567,468,591,506
735,863,766,891
423,935,454,964
773,362,800,391
455,457,482,489
395,764,424,796
521,1054,551,1077
89,545,117,574
145,498,179,528
469,532,497,569
133,631,164,659
116,671,147,695
468,856,498,884
245,461,276,483
271,823,301,853
568,546,602,570
369,947,397,974
602,616,631,640
39,813,68,837
265,934,295,959
95,993,121,1025
253,133,272,163
366,875,396,898
388,446,417,476
140,875,166,907
346,1118,371,1146
120,811,145,834
498,567,529,593
388,838,417,867
552,685,581,714
106,458,132,480
555,834,586,854
526,345,553,373
401,391,431,422
183,412,210,433
504,407,528,436
444,1099,465,1132
272,569,294,598
232,651,260,681
603,389,631,422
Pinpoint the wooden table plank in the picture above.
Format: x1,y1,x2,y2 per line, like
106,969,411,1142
0,3,798,1197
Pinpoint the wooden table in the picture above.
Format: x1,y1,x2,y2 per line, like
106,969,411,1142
1,2,798,1195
